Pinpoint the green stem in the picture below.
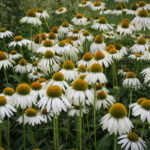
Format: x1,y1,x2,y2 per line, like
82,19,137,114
128,89,132,118
0,123,2,147
30,125,34,145
114,134,117,150
111,63,115,88
22,110,26,150
45,20,50,31
56,114,59,147
141,121,146,139
79,103,82,150
8,118,10,149
3,38,8,54
113,62,118,88
4,69,9,87
136,61,140,74
53,115,56,150
65,111,70,145
134,116,140,132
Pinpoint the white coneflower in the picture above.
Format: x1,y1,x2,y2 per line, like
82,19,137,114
108,47,122,61
38,85,71,114
90,1,105,11
8,50,22,60
102,30,117,39
36,8,49,19
11,83,37,109
142,46,150,61
112,4,123,15
38,50,62,74
136,1,150,11
67,28,80,38
130,98,150,124
79,1,89,7
36,39,55,54
91,17,113,32
55,7,67,14
29,61,39,72
0,28,13,39
60,60,78,81
123,72,141,89
85,63,107,84
17,108,45,126
100,103,133,135
118,67,130,76
20,9,41,25
90,51,112,68
48,32,58,45
126,3,139,15
38,78,47,88
80,30,93,42
70,36,83,49
96,91,115,110
99,7,112,15
66,79,93,105
46,72,69,92
141,67,150,84
90,35,106,54
77,65,87,76
115,0,128,2
72,13,88,26
131,9,150,31
9,35,31,47
69,105,87,117
14,59,31,73
130,37,149,54
0,96,16,120
28,71,44,81
114,43,128,57
0,51,14,70
39,108,53,122
118,132,147,150
128,53,144,61
51,26,59,38
77,52,93,69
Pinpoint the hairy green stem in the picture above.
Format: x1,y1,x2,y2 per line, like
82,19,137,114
114,134,117,150
22,110,26,150
128,89,132,118
141,121,146,139
79,103,82,150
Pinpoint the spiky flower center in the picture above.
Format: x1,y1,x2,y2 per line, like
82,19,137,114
126,72,136,78
78,65,87,72
131,3,138,10
128,132,139,142
123,67,129,72
3,87,14,96
10,50,17,55
0,28,6,32
26,9,36,17
33,72,38,75
94,35,104,44
115,43,122,50
40,33,47,40
44,50,54,58
106,44,115,52
43,40,53,47
63,60,75,70
62,22,69,27
73,28,79,33
136,37,147,45
137,98,147,104
148,46,150,52
98,17,107,24
116,4,123,10
121,22,129,28
58,8,64,12
89,63,103,72
76,13,83,19
109,48,117,54
83,31,90,36
25,108,37,117
94,51,105,60
135,53,142,57
48,32,56,39
80,1,87,5
52,72,64,81
72,79,88,91
141,99,150,110
79,74,86,79
51,26,58,33
138,1,146,7
73,105,80,110
16,83,30,95
58,41,66,47
71,36,79,41
32,61,38,66
94,1,101,6
38,78,46,83
66,38,74,46
36,8,44,13
97,91,107,99
33,34,41,43
138,9,148,17
14,36,23,42
83,52,93,61
0,147,5,150
19,58,28,66
0,96,7,106
42,108,48,114
47,85,62,98
31,82,42,90
0,51,7,60
109,103,127,118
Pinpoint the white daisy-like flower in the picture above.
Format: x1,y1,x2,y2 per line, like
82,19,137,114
11,83,37,109
112,4,123,15
8,50,22,60
72,13,88,26
90,1,105,11
0,96,16,120
17,108,45,126
36,8,49,19
118,132,147,150
79,1,89,7
85,63,107,85
77,65,87,76
67,28,80,38
90,51,112,68
20,9,41,25
55,7,67,14
38,50,62,74
126,3,139,15
102,30,117,39
96,91,115,110
114,43,128,57
46,72,69,92
128,53,144,61
80,30,93,42
142,46,150,61
9,35,31,47
136,1,150,12
141,67,150,84
66,79,93,106
0,51,14,70
130,37,149,54
39,108,53,122
100,103,133,135
91,17,113,31
47,32,58,45
99,7,112,15
77,52,93,69
123,72,141,90
115,0,128,2
69,105,87,117
131,9,150,31
36,39,55,54
130,98,150,123
28,71,44,81
38,85,71,115
108,48,122,61
71,36,83,49
60,60,78,81
118,67,130,76
0,28,13,39
90,35,106,54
